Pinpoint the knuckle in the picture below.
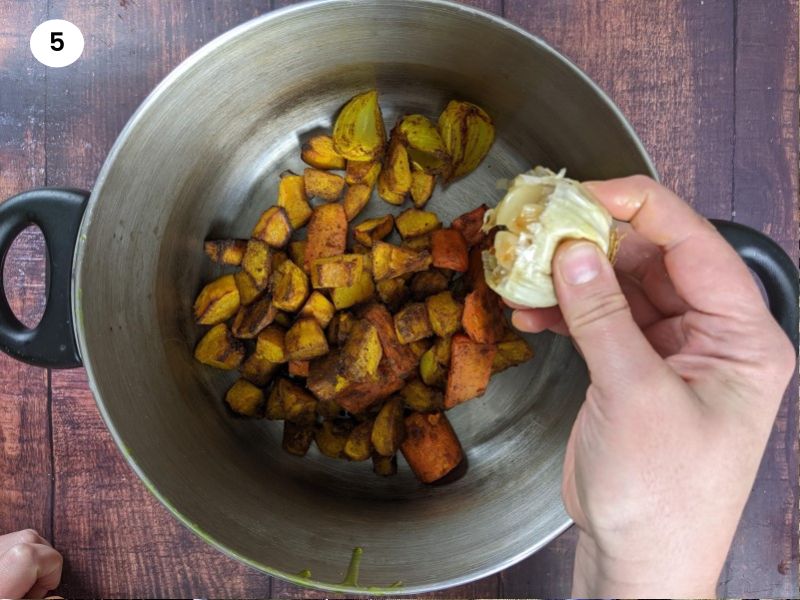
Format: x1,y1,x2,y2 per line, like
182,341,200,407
567,289,631,333
17,529,41,545
5,543,36,565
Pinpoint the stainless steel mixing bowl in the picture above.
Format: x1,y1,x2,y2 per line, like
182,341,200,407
16,0,791,593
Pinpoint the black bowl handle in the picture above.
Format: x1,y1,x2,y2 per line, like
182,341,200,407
711,219,799,351
0,188,90,368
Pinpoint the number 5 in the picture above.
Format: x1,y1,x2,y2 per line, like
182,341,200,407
51,31,64,51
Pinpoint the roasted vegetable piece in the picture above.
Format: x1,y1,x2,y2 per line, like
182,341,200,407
234,270,264,305
304,168,346,201
298,291,336,328
288,240,307,270
462,286,505,344
371,242,432,281
317,397,344,419
285,318,330,361
437,100,495,181
344,419,374,461
419,336,451,388
343,184,372,221
376,277,409,312
410,270,449,300
252,206,293,248
288,360,310,378
282,422,315,457
353,215,394,247
452,204,489,247
326,311,356,346
231,296,276,339
395,208,441,239
425,291,463,337
334,360,405,413
204,239,247,265
301,134,346,170
256,325,287,363
372,453,398,476
332,90,386,162
444,333,496,408
410,169,435,208
394,303,433,344
193,274,240,325
277,171,313,229
266,381,287,420
306,352,342,401
311,254,364,289
271,250,289,271
401,411,463,483
377,139,412,205
240,352,279,386
396,114,450,175
331,270,375,310
345,159,381,186
315,420,352,458
305,203,348,271
359,303,418,378
400,378,443,412
194,323,245,370
269,377,317,424
431,228,469,272
401,234,432,252
270,259,309,312
342,320,382,382
273,310,293,328
371,397,405,456
492,330,534,373
225,379,264,417
240,239,272,291
408,338,432,359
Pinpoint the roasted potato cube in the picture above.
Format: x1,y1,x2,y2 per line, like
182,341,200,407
419,335,452,388
252,206,292,248
277,171,313,229
359,302,418,378
401,234,432,252
193,274,240,325
371,242,432,281
372,453,398,476
437,100,495,182
334,362,405,414
304,168,345,201
282,422,315,457
410,269,449,300
401,411,463,483
266,381,287,420
342,320,382,382
234,270,264,306
452,204,489,247
256,325,287,363
240,239,272,291
285,318,330,361
315,420,352,458
270,259,309,312
345,159,381,186
225,379,264,417
317,396,345,419
377,139,412,205
376,277,409,312
332,90,386,162
396,114,450,175
331,270,375,310
298,291,336,327
343,184,372,221
371,397,405,457
305,203,348,271
444,333,496,408
194,323,245,370
301,134,345,170
273,310,293,328
353,215,394,247
492,331,534,373
408,338,432,360
307,352,342,401
394,302,433,344
395,208,441,239
344,419,374,461
231,296,276,339
288,240,307,269
463,287,505,344
269,377,317,424
431,228,469,272
410,169,435,208
289,360,310,378
400,378,443,412
271,250,289,272
311,254,364,289
426,291,463,337
204,239,247,265
240,352,279,386
326,311,356,346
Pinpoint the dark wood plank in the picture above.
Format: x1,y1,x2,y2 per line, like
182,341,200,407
0,1,52,542
719,0,799,596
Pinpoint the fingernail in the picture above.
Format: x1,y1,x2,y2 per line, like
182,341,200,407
558,242,601,285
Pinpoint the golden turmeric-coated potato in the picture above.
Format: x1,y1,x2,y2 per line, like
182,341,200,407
231,296,276,339
331,270,375,310
193,274,240,325
204,239,247,266
395,114,450,175
304,168,346,202
345,159,381,187
315,420,352,458
332,90,386,162
408,338,432,360
269,377,318,425
234,270,264,306
288,360,310,378
285,317,330,361
399,378,443,413
342,184,372,221
394,302,433,344
395,208,441,239
342,320,382,382
425,291,463,337
306,351,342,402
311,254,364,289
305,203,348,271
377,140,411,205
256,325,287,364
288,240,307,270
492,330,534,373
401,234,432,252
271,250,289,272
372,453,397,476
376,277,409,312
410,169,435,208
437,100,495,181
282,422,315,457
301,134,346,170
270,259,310,312
240,352,279,386
194,323,245,370
326,311,355,346
273,310,293,328
410,270,449,300
401,411,463,483
298,291,336,328
225,379,264,417
353,215,394,248
371,241,432,281
252,206,293,249
344,419,374,461
371,397,405,457
240,239,272,291
277,171,313,229
419,335,451,388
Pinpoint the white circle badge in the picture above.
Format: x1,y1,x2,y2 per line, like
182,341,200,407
30,19,84,68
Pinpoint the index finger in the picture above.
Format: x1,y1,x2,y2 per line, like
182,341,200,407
584,176,765,318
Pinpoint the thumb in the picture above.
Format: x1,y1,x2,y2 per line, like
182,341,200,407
553,240,664,393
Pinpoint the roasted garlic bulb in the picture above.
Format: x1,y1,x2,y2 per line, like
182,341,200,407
482,167,616,308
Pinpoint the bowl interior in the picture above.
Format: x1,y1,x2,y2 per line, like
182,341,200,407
75,0,653,592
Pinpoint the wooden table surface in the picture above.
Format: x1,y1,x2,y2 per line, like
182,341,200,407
0,0,797,597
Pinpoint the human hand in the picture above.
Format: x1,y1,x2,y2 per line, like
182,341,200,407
509,176,796,597
0,529,62,599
